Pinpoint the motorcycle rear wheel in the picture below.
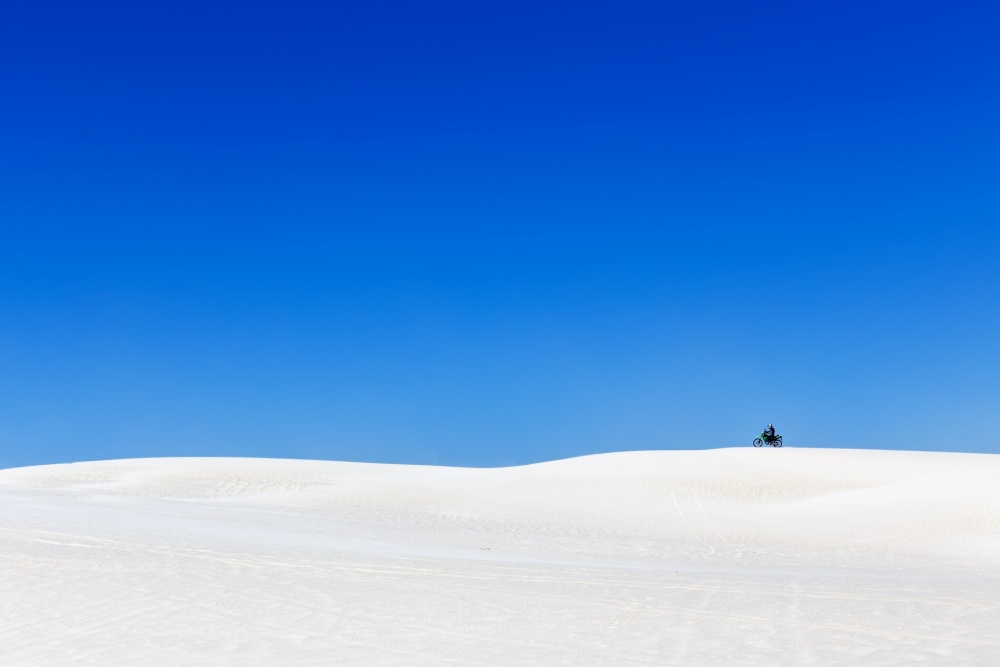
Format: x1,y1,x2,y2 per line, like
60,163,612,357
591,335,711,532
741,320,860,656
774,438,782,447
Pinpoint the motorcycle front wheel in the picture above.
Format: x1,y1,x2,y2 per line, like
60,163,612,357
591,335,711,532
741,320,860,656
753,438,763,447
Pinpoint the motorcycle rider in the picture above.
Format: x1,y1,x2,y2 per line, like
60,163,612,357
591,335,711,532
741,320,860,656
763,423,776,441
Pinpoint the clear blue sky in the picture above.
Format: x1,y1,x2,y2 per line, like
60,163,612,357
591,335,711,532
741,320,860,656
2,1,998,468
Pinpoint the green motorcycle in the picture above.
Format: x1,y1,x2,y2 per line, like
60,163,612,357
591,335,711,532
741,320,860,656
753,433,783,447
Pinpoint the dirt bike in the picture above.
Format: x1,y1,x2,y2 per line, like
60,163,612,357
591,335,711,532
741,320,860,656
753,433,782,447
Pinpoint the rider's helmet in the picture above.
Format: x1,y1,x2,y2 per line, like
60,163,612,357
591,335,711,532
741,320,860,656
768,423,773,428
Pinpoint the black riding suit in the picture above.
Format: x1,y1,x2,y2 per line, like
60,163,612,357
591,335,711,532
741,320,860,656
764,426,776,440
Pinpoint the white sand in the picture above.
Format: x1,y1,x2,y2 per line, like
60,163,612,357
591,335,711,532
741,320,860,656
2,448,998,665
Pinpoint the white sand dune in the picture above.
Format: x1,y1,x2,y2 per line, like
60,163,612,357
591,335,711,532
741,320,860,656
2,448,999,665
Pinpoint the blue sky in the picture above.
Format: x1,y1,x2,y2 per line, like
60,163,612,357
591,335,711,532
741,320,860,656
2,1,999,468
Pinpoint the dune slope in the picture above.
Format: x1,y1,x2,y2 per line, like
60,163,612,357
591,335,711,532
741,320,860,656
2,448,999,665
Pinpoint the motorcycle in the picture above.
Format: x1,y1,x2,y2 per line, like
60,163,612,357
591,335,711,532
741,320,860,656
753,433,782,447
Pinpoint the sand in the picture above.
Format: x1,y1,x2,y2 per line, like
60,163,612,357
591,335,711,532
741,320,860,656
2,447,998,665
